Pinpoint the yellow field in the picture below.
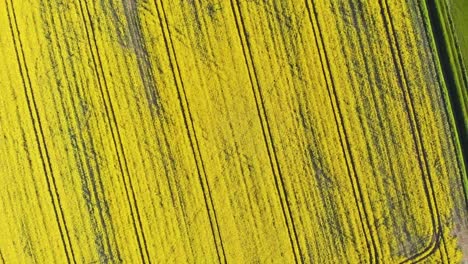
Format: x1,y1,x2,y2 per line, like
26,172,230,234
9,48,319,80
0,0,466,263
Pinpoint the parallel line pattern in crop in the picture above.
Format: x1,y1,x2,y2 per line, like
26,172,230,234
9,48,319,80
0,0,466,263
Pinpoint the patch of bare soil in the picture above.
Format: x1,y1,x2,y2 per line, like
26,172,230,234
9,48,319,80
455,220,468,263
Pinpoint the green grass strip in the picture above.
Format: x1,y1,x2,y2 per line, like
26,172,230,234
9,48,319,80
421,0,468,206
